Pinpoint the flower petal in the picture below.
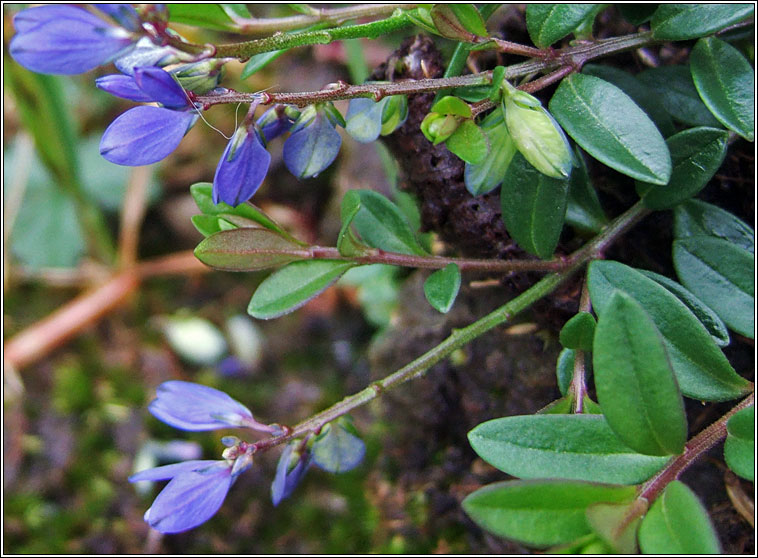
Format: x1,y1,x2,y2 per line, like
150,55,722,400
283,113,342,178
96,74,154,103
129,460,220,483
134,67,190,110
100,106,196,166
212,129,271,206
271,443,312,506
148,381,255,431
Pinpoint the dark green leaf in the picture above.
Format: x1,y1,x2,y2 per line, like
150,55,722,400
468,414,670,484
674,199,754,254
565,147,607,234
167,4,247,31
617,4,658,25
724,405,754,481
431,4,487,41
593,291,687,456
349,190,427,256
526,4,604,48
446,119,489,164
550,74,671,184
673,236,754,338
500,153,569,259
638,481,721,553
636,127,729,209
312,417,366,473
462,480,636,547
637,66,722,128
651,4,754,41
247,260,356,319
194,228,309,271
424,264,461,313
582,64,675,137
638,270,730,347
464,110,517,195
690,37,755,141
556,348,575,396
559,312,596,352
586,501,643,554
588,260,751,401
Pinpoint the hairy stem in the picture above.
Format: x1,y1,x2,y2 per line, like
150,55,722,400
254,201,650,451
569,281,592,413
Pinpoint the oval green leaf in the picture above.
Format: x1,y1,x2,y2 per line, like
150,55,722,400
468,414,671,484
167,4,248,31
556,348,575,396
349,190,427,256
638,480,721,554
593,291,687,456
724,404,754,481
462,480,636,547
651,4,754,41
565,147,608,234
430,4,487,41
247,260,356,319
549,73,671,184
673,236,754,338
500,152,569,259
588,260,751,401
637,65,722,128
636,127,729,210
526,4,604,48
586,501,644,554
674,199,754,254
423,263,461,314
638,269,730,347
194,228,309,271
446,119,489,164
559,312,596,352
690,37,755,141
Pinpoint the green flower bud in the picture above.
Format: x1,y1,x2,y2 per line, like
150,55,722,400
420,112,460,145
380,94,408,136
501,82,574,179
172,59,226,95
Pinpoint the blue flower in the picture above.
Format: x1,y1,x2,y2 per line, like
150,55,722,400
256,105,298,142
148,381,269,431
283,104,343,178
212,124,271,206
129,452,252,534
9,5,139,75
271,441,312,506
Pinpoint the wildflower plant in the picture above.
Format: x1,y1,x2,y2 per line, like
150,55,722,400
5,2,755,553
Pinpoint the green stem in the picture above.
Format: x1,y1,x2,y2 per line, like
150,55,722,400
569,281,592,413
254,201,650,452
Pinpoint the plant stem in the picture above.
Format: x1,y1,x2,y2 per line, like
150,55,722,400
638,392,755,504
569,281,592,413
254,201,650,452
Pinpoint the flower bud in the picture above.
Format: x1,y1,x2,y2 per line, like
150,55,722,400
172,59,226,95
501,83,574,179
420,112,460,145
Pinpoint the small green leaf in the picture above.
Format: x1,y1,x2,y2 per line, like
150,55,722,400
586,501,644,554
468,414,671,484
464,110,517,195
674,199,754,254
651,4,754,41
446,119,489,164
593,291,687,456
337,191,369,257
550,74,672,184
690,37,755,141
638,270,730,347
638,481,721,553
430,4,487,41
424,264,461,313
501,153,569,259
430,95,472,117
617,4,657,25
194,229,309,271
191,214,224,238
548,533,612,554
247,260,356,319
462,480,636,547
241,50,286,79
582,64,676,137
526,4,605,48
636,127,729,210
559,312,596,352
588,260,751,401
312,417,366,473
637,65,722,128
348,190,427,256
556,348,575,396
565,147,607,234
167,4,248,31
673,236,754,338
724,405,754,481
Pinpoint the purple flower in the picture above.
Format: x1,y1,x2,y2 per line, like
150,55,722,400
96,74,155,103
10,5,138,75
283,104,343,179
129,453,252,534
256,105,298,143
271,442,312,506
148,381,267,431
212,124,271,206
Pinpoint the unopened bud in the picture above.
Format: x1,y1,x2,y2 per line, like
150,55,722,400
421,113,460,145
172,59,226,95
